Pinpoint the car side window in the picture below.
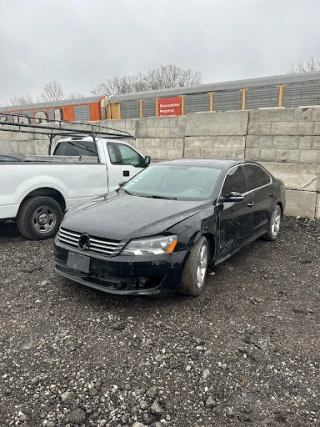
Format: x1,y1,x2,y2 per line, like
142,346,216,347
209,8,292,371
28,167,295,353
245,165,270,191
222,166,247,196
117,143,143,167
107,143,119,164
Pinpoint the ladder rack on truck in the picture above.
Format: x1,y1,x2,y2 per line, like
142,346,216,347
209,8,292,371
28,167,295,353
0,113,133,155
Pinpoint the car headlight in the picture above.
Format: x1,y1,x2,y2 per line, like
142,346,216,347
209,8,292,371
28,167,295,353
122,235,178,255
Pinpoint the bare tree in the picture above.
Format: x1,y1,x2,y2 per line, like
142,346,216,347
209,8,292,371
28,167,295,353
41,81,65,102
290,56,320,73
91,64,203,95
68,93,85,100
91,83,109,96
91,77,137,96
146,65,202,90
9,95,33,106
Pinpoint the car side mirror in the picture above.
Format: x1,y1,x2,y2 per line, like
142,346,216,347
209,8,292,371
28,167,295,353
222,192,244,202
144,156,151,166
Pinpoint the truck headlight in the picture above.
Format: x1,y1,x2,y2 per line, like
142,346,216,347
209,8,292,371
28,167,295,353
122,235,178,255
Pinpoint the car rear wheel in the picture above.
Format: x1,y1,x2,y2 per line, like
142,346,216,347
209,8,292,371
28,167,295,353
262,204,282,241
17,196,63,240
179,236,209,296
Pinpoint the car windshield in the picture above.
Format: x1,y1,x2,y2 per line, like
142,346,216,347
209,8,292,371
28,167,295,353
122,164,222,200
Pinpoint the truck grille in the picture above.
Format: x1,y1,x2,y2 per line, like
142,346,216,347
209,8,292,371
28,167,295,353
57,227,124,257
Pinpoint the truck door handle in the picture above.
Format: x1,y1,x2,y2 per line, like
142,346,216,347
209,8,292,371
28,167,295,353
123,171,130,177
247,202,254,208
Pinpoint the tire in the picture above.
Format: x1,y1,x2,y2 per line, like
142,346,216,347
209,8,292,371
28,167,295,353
17,196,63,240
262,204,282,241
179,236,209,296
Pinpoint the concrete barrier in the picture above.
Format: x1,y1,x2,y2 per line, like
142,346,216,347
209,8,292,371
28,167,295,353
1,107,320,219
185,111,249,136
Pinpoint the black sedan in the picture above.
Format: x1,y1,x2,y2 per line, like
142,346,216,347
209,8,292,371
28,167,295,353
54,159,286,296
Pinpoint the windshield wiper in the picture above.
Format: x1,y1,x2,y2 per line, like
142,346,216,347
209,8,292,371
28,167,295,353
118,188,133,195
150,195,177,200
119,190,177,200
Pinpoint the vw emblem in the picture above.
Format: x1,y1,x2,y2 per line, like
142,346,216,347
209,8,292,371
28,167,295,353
79,233,90,250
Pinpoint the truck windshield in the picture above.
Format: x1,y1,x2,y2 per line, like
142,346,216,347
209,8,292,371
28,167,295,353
122,164,222,200
54,140,97,156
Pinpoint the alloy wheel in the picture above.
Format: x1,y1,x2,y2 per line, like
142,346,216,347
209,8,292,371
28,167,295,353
196,244,208,288
271,206,281,238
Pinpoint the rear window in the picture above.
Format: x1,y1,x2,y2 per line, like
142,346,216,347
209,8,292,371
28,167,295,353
54,140,97,156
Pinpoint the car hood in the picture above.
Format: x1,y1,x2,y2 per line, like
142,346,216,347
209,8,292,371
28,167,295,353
62,192,208,241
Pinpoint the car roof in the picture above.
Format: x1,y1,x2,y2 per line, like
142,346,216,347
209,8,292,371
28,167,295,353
155,158,248,170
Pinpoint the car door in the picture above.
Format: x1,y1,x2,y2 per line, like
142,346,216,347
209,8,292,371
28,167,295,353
243,164,274,237
217,165,254,259
115,143,146,182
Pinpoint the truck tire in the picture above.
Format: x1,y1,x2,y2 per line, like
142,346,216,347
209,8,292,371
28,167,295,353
17,196,63,240
179,236,209,296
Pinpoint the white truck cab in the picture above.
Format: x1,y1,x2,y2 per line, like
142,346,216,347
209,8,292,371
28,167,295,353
51,136,149,192
0,119,150,240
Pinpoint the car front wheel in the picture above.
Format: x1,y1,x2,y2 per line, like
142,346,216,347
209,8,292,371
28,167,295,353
179,236,209,296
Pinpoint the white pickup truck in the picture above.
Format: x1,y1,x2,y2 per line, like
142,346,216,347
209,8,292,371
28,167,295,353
0,136,150,240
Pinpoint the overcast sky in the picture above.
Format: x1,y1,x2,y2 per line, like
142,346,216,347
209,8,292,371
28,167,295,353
0,0,319,103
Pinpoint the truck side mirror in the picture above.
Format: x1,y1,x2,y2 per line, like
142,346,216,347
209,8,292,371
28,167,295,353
144,156,151,166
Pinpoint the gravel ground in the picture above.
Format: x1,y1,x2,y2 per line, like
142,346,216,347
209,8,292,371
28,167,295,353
0,217,320,427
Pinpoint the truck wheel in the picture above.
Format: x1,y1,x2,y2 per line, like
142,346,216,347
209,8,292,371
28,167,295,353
179,236,209,296
17,196,63,240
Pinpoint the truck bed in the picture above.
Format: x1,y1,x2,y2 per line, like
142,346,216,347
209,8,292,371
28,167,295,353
0,162,108,220
25,155,99,163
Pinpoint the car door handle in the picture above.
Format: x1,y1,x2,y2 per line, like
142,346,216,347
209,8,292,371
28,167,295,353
123,170,130,177
269,192,274,197
247,202,254,208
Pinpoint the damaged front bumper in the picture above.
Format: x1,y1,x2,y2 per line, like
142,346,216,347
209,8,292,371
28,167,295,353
54,238,188,296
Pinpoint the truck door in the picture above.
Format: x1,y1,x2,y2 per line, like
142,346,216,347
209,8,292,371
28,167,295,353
105,142,124,192
115,143,146,183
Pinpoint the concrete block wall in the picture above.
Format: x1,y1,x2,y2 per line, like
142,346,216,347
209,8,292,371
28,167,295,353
0,131,37,156
184,111,248,159
98,119,138,140
1,107,320,219
246,107,320,164
259,162,320,218
135,116,185,160
245,106,320,219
